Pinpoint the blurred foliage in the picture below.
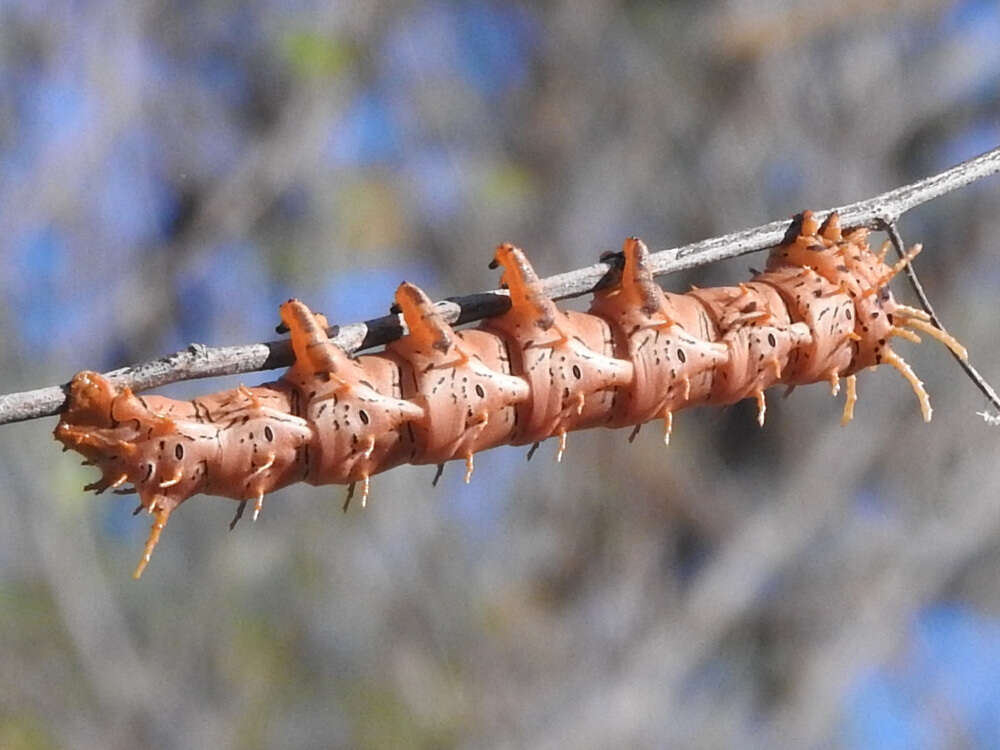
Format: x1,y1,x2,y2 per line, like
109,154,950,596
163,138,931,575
1,0,1000,748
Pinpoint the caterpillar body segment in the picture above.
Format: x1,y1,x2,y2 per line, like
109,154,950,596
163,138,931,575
589,237,727,428
754,264,856,386
482,244,634,448
279,300,424,491
54,212,966,576
387,282,530,467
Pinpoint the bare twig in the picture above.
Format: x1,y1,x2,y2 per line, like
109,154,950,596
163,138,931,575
2,145,998,426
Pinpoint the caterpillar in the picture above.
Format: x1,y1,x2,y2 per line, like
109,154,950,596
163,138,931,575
54,211,968,578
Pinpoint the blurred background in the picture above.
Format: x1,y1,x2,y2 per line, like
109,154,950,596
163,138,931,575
1,1,999,748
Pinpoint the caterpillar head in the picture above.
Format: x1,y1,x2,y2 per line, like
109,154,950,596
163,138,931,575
55,371,218,577
55,371,154,479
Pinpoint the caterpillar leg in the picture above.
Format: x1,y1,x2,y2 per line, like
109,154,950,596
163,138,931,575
134,500,172,579
841,375,858,426
489,243,556,331
619,236,674,324
755,389,766,427
883,350,932,422
464,452,475,483
279,299,355,388
392,283,455,353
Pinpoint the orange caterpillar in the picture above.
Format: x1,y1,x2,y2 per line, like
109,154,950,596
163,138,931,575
55,212,967,577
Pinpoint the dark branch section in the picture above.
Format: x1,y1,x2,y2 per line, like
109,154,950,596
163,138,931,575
3,146,999,426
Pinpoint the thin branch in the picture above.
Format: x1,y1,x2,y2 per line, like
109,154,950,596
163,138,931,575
2,146,999,426
881,220,1000,414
